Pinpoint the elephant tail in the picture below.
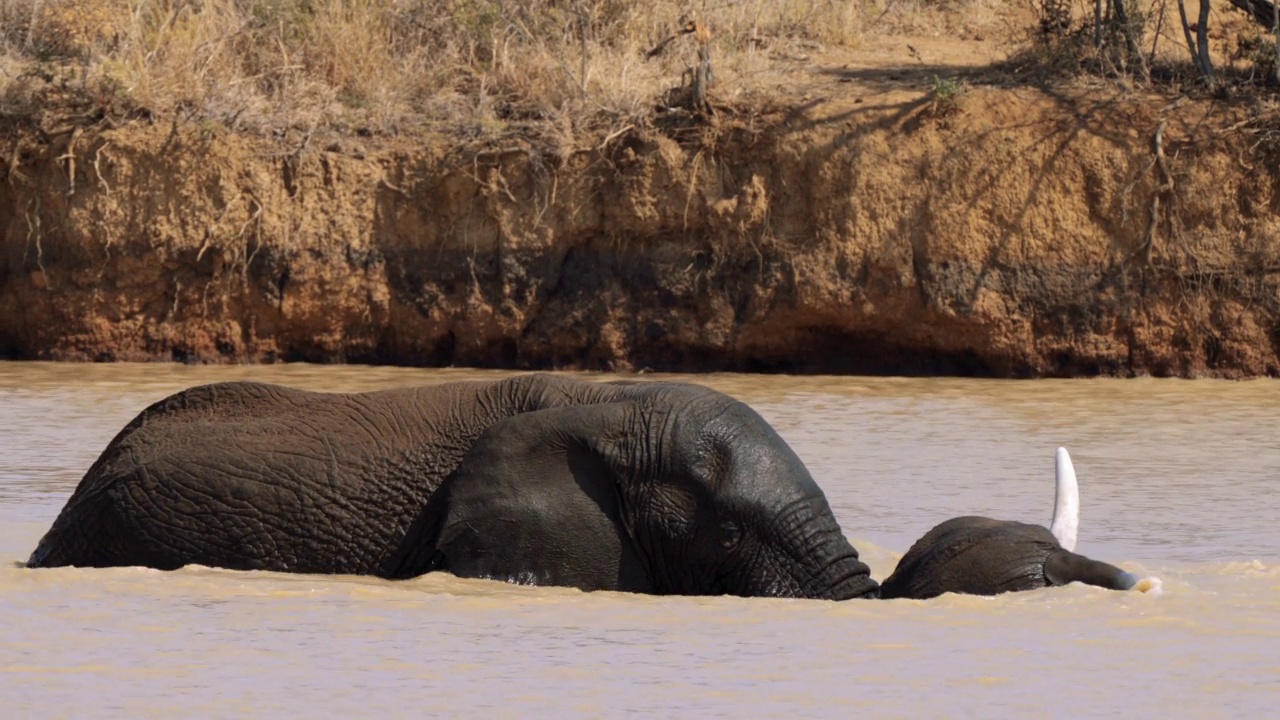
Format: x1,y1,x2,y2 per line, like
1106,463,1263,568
26,493,107,568
1044,550,1140,591
27,531,72,568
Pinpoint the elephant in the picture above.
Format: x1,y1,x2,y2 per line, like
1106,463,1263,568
880,448,1142,599
27,373,880,601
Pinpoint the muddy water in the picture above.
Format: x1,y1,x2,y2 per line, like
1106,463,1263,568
1,363,1278,717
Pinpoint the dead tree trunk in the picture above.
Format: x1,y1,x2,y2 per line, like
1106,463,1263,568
645,15,715,116
1196,0,1213,79
692,19,713,115
1177,0,1210,78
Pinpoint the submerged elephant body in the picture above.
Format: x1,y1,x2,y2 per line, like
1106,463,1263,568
880,448,1141,599
880,516,1139,600
29,375,595,575
28,374,879,600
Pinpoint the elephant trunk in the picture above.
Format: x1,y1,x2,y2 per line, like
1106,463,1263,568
1043,549,1139,591
798,547,881,600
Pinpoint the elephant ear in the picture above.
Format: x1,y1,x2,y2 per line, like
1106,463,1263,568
384,401,653,592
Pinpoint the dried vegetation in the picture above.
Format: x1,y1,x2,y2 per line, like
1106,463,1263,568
1,0,880,140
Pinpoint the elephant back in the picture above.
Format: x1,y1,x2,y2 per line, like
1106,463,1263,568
28,376,619,574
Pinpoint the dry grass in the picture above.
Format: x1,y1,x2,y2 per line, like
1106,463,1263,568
0,0,878,140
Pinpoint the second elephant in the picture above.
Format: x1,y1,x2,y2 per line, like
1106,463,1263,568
881,448,1141,599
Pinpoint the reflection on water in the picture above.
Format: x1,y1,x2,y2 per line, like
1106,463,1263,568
1,362,1278,717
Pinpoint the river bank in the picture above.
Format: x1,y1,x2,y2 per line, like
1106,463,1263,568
3,37,1280,377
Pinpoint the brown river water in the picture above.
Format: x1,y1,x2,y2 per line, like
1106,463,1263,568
1,362,1278,717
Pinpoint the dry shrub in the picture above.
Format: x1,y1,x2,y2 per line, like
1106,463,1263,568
868,0,1010,38
24,0,126,59
0,0,874,138
999,0,1280,88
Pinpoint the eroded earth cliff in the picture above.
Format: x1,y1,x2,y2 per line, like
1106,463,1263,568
4,46,1280,377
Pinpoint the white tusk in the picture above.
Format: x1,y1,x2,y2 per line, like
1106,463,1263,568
1049,447,1080,552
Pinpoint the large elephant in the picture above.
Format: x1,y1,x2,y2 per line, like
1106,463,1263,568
27,374,880,600
880,448,1141,599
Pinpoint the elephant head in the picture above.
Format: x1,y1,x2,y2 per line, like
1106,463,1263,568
880,448,1145,599
386,384,881,600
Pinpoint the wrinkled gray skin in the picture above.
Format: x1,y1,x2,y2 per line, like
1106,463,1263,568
28,374,878,601
880,516,1139,600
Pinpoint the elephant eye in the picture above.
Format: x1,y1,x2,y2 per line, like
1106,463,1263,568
719,520,741,549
